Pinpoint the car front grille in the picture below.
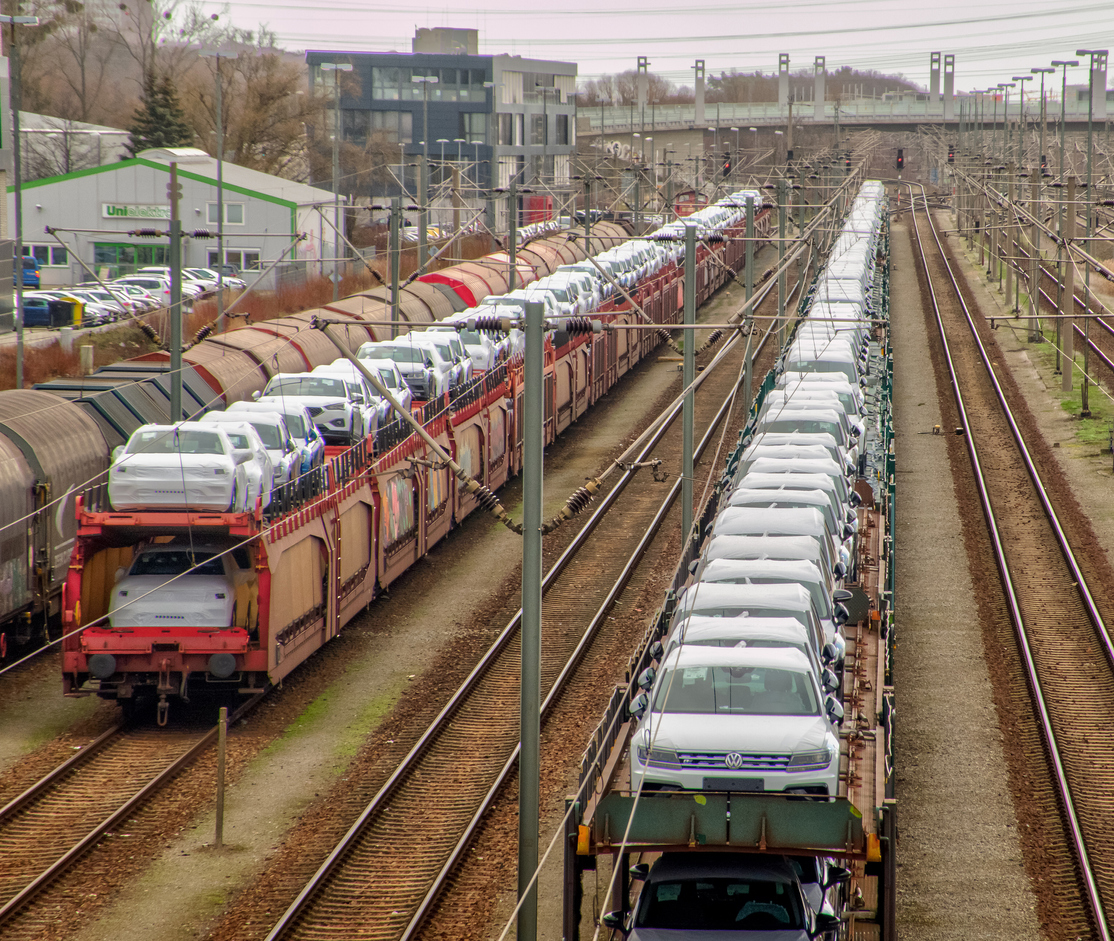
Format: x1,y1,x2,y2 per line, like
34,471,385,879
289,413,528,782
674,751,791,772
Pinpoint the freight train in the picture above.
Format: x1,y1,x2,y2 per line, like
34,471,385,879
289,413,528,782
9,196,773,719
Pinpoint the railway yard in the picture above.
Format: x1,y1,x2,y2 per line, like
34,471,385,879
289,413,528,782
3,143,1114,941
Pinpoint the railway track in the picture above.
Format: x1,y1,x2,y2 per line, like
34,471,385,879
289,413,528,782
260,261,799,941
908,182,1114,940
0,696,260,938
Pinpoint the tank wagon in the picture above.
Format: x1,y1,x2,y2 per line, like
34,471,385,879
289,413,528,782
51,197,773,719
564,181,896,938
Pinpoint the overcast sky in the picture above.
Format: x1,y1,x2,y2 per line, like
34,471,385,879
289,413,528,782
200,0,1112,93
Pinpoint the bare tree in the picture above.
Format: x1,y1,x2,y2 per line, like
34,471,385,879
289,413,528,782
22,118,105,179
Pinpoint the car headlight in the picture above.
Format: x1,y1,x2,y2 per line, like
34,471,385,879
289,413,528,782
635,745,678,766
787,747,833,770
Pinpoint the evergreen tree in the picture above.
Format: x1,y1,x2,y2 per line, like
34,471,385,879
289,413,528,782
126,71,194,156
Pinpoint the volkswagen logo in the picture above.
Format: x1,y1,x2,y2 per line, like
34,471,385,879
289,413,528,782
724,752,744,770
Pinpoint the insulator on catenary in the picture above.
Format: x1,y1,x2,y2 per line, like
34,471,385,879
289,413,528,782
191,229,216,238
193,323,214,344
469,315,512,335
137,320,164,347
131,228,163,238
697,329,724,353
563,317,602,336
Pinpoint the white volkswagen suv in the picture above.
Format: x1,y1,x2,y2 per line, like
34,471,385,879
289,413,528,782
630,646,842,797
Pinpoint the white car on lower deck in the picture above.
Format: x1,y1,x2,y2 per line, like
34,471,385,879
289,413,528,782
108,538,255,629
630,646,842,797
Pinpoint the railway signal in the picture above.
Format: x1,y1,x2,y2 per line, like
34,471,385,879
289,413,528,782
722,152,731,177
948,146,955,163
896,149,904,170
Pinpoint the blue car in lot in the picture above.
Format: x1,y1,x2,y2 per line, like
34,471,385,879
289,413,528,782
20,256,41,289
227,401,325,477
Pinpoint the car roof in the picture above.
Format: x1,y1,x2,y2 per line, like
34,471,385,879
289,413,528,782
202,409,284,425
699,558,826,582
677,581,816,613
229,401,308,416
674,615,815,645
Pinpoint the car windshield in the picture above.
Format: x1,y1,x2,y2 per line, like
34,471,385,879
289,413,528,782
129,550,224,577
636,877,804,930
458,329,483,345
375,367,400,388
248,422,283,449
224,432,251,449
127,429,226,455
760,419,841,437
652,665,819,716
384,346,428,364
265,377,347,398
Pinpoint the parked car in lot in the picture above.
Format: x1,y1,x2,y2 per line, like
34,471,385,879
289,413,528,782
255,372,369,445
136,266,212,297
108,538,255,630
228,400,325,474
186,266,248,290
191,416,273,509
629,646,843,797
108,423,250,512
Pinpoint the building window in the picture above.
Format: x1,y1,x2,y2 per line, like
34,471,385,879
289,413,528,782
372,66,401,100
515,113,524,146
207,203,245,225
460,112,486,144
94,243,169,276
23,244,68,266
343,110,371,144
209,249,261,271
498,113,513,146
555,114,569,146
531,114,546,145
370,110,413,144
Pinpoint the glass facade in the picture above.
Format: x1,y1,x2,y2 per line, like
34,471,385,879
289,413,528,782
93,243,170,276
372,66,489,102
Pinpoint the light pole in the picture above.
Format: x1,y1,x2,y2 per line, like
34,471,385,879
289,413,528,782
1011,75,1032,166
411,74,439,269
1076,48,1108,416
200,47,232,331
321,62,353,300
998,83,1015,162
750,126,758,161
730,126,739,181
1032,66,1056,174
1052,59,1079,185
2,11,41,390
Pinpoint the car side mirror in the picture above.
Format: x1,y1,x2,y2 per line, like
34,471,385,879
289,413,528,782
811,912,841,937
833,561,847,580
833,589,854,603
821,642,838,665
601,911,625,932
234,450,253,465
825,696,845,724
824,866,853,888
637,666,656,691
629,862,650,881
111,445,125,463
251,390,261,400
823,667,839,693
648,641,664,662
833,602,850,626
353,395,364,404
629,692,649,720
849,491,862,508
114,566,127,583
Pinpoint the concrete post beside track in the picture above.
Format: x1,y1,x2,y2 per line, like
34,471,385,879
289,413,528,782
1062,176,1076,392
1029,177,1041,342
682,223,696,547
1005,168,1015,310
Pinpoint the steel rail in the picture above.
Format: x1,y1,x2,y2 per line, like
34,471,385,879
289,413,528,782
0,693,263,926
0,723,122,823
265,268,792,941
398,351,744,941
906,181,1113,940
